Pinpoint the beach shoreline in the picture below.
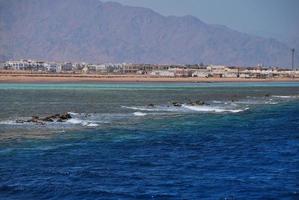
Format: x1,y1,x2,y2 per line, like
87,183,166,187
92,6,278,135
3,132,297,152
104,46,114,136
1,73,299,83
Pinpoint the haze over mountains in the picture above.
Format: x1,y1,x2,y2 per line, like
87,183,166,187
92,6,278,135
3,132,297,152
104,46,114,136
0,0,297,67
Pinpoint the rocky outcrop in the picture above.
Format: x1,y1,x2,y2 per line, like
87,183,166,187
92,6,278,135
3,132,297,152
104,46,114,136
16,113,72,125
172,102,182,107
172,100,207,107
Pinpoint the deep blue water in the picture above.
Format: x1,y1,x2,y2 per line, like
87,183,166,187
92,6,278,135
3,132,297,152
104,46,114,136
0,83,299,199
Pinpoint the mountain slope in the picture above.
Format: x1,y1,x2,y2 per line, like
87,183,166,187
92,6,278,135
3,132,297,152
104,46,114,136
0,0,296,66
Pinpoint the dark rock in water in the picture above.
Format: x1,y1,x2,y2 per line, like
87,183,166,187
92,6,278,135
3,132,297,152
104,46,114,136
173,102,182,107
148,104,155,107
16,119,25,124
59,113,72,120
187,100,196,106
16,112,73,125
57,119,64,122
54,114,60,118
26,117,45,125
31,118,40,123
42,116,54,122
195,100,205,105
265,94,271,97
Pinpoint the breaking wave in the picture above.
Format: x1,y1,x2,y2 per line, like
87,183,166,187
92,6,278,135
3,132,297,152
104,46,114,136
272,95,299,99
67,118,99,127
181,105,247,113
122,94,299,114
133,112,147,116
123,104,247,113
122,106,182,112
1,94,298,129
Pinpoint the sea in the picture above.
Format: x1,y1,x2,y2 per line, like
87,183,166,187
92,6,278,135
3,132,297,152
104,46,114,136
0,82,298,200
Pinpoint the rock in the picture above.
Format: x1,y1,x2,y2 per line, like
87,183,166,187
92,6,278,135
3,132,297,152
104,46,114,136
38,121,45,125
16,119,25,123
15,112,73,125
31,118,40,123
195,100,205,105
265,94,271,97
148,104,155,107
42,116,54,122
59,113,72,120
26,117,45,125
187,100,195,106
172,102,182,107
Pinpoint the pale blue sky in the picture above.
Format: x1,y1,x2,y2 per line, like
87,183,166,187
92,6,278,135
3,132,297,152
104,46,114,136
102,0,299,42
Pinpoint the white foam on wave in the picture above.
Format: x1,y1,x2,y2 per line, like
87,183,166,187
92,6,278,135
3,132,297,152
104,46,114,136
67,118,99,127
87,123,99,127
122,105,180,112
265,101,278,105
182,104,247,113
133,112,147,116
123,104,247,114
272,95,298,99
68,112,80,116
0,120,18,125
212,100,222,104
235,99,279,105
67,118,82,125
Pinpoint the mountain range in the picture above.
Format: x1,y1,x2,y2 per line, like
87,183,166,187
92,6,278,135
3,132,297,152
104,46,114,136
0,0,297,67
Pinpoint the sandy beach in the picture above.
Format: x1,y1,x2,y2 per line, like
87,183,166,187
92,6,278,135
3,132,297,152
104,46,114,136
0,72,298,83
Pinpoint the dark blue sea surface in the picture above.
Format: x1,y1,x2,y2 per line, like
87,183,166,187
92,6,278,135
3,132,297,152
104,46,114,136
0,82,299,199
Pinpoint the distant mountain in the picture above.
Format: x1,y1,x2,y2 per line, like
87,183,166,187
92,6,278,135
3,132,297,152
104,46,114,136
0,0,297,67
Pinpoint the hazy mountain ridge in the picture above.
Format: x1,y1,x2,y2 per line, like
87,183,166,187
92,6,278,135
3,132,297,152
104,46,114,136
0,0,297,66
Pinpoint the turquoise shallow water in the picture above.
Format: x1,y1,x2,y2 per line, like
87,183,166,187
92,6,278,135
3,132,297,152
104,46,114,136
0,82,299,199
1,82,299,90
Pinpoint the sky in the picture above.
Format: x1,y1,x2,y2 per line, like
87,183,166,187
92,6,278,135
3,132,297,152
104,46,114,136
102,0,299,44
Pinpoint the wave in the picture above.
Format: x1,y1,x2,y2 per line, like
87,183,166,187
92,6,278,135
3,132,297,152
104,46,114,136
0,114,102,128
1,95,297,130
0,120,19,125
122,106,181,112
272,95,299,99
235,99,278,105
86,123,99,127
133,112,147,116
68,112,80,116
181,104,248,113
122,94,299,114
123,104,248,114
66,116,100,127
67,118,83,125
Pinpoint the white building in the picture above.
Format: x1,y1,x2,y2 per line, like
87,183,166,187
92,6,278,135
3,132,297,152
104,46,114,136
150,70,175,77
192,68,211,78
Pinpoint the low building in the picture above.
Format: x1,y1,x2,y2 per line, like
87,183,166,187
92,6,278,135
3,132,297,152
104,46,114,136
3,60,49,71
168,68,191,77
192,68,210,78
94,64,107,73
61,63,73,71
150,70,175,77
86,64,96,73
222,72,238,78
239,73,251,78
46,63,61,73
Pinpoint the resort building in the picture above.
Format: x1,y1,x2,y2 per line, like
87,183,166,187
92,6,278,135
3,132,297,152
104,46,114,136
150,70,175,77
192,68,211,78
1,59,298,79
